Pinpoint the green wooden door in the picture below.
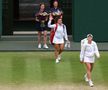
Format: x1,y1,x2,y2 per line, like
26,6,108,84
73,0,108,42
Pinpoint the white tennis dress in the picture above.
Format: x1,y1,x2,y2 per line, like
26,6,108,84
80,41,100,63
48,20,68,44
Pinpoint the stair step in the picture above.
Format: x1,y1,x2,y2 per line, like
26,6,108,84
13,31,50,35
1,35,72,41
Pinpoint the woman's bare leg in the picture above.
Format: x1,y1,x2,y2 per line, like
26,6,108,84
85,63,92,80
43,31,47,45
54,44,60,59
38,31,42,44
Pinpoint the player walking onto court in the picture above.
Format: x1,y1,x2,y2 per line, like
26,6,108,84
48,15,69,63
80,34,100,87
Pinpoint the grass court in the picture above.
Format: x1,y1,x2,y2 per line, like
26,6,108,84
0,52,108,90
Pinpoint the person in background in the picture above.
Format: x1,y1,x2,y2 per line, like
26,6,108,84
50,0,63,23
48,15,70,63
35,3,49,49
80,34,100,87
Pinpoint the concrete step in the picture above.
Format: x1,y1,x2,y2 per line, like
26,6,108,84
1,35,73,41
0,35,108,51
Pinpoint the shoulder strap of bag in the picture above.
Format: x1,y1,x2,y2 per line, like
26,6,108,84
54,23,58,32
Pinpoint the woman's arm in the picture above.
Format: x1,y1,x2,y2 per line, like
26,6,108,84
81,38,87,50
94,43,100,58
48,20,56,28
36,16,39,22
80,44,86,62
63,25,68,41
48,15,56,28
35,12,40,22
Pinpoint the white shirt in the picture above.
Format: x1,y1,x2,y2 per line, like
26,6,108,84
48,20,68,44
80,41,100,61
81,38,87,48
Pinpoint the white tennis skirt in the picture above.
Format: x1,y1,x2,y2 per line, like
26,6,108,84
84,56,95,63
53,37,64,44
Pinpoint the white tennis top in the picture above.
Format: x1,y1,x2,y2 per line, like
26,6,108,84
81,38,87,48
48,20,68,44
80,41,100,61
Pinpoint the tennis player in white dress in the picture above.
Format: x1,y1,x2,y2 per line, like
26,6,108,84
80,34,100,87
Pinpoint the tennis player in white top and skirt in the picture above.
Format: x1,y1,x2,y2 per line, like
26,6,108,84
48,15,69,63
80,34,100,87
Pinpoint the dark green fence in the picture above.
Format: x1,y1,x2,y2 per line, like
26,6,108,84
73,0,108,42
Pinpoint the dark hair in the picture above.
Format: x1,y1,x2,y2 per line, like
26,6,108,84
53,0,59,8
54,16,62,23
53,0,58,3
39,3,46,9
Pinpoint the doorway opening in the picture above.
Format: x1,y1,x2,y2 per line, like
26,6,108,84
2,0,72,35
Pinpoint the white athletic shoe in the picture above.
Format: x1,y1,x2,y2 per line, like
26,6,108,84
88,80,94,87
43,44,49,49
56,59,59,63
38,44,41,49
84,74,89,82
58,55,61,61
